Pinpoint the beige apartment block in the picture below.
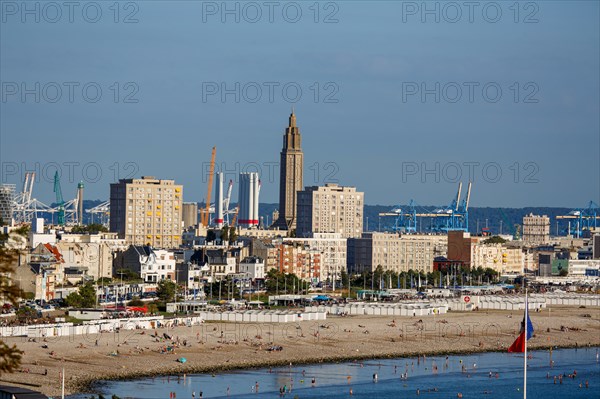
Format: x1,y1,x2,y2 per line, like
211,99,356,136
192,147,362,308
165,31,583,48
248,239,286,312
522,213,550,245
471,243,524,275
348,232,439,274
297,184,364,239
110,176,183,248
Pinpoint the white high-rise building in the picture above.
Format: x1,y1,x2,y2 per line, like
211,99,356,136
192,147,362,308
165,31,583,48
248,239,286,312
238,173,260,228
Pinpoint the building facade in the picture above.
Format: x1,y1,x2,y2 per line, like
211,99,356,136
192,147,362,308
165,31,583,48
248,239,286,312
284,233,346,284
239,256,266,280
471,243,524,275
114,245,176,283
296,184,364,239
347,233,440,274
110,176,183,248
272,112,303,231
522,213,550,245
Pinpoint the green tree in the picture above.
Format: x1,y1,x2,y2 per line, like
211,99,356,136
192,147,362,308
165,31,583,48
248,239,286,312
157,279,177,302
114,269,140,281
559,269,568,277
147,303,159,314
128,296,144,306
71,224,108,234
0,243,24,374
228,226,237,243
221,225,229,242
65,291,83,308
206,230,217,242
79,282,97,307
483,235,507,244
66,282,97,308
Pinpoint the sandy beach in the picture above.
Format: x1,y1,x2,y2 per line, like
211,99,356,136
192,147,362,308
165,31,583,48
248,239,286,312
2,306,599,397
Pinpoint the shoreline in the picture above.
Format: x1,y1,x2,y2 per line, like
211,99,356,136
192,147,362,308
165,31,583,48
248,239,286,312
74,342,598,395
4,306,599,397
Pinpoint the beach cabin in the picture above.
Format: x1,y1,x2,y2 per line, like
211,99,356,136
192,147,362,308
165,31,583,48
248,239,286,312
0,385,48,399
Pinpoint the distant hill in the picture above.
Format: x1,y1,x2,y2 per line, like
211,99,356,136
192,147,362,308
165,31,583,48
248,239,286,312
66,201,577,236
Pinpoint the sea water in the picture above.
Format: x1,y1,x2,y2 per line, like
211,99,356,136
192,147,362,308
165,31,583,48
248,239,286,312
70,347,600,399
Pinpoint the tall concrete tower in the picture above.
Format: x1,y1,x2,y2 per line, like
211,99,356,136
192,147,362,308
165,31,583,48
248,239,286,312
77,181,84,225
272,111,303,231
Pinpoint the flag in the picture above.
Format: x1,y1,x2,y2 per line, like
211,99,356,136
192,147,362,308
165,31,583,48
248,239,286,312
508,311,534,353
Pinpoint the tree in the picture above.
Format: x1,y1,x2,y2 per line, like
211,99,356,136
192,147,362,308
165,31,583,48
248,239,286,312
0,241,24,374
228,227,237,243
71,224,108,234
66,282,97,308
147,303,159,314
483,235,507,244
157,279,176,302
128,296,144,307
220,225,229,242
206,230,217,242
65,291,83,308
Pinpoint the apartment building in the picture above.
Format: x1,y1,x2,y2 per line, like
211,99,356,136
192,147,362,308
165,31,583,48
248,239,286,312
348,232,442,274
110,176,183,248
296,184,364,239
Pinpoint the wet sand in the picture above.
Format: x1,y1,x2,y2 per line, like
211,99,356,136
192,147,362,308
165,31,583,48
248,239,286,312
2,306,599,397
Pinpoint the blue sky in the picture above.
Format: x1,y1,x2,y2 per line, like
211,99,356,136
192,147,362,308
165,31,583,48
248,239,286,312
1,1,598,208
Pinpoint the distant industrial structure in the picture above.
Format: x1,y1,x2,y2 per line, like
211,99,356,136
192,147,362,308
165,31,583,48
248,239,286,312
238,172,260,228
379,182,472,234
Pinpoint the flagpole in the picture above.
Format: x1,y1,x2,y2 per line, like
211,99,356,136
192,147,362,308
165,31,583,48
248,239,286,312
62,367,65,399
523,287,528,399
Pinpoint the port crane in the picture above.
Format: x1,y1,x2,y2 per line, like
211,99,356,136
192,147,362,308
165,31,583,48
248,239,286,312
556,201,600,237
379,182,472,233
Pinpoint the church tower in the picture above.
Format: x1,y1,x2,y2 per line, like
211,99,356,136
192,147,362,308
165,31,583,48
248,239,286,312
272,111,304,231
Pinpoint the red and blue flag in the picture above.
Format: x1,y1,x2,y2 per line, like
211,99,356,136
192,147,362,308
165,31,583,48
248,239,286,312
508,312,534,353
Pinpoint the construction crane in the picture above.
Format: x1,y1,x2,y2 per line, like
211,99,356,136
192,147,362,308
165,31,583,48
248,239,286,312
230,206,239,227
201,146,217,227
53,171,65,226
556,201,600,237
